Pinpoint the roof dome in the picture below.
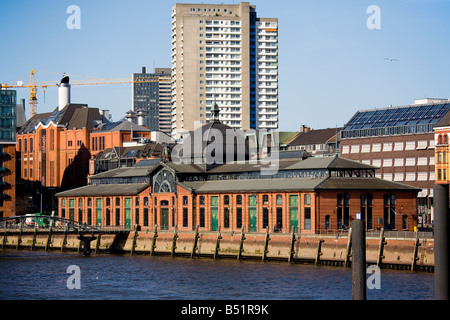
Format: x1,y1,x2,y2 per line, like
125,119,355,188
174,101,251,168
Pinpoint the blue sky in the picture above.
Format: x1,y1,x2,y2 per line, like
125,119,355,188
1,0,449,131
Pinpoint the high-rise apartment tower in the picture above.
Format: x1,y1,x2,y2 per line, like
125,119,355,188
171,2,278,138
132,67,172,134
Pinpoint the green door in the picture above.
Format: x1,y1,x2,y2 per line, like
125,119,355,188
69,199,75,222
211,196,219,231
125,198,131,229
290,195,299,233
249,208,257,232
161,208,169,230
96,198,102,226
290,208,299,233
249,195,257,232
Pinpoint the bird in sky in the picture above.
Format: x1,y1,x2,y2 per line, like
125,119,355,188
384,58,399,62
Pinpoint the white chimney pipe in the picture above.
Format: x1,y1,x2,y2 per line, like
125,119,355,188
58,76,71,110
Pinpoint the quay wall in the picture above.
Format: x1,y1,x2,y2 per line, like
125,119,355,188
0,228,434,272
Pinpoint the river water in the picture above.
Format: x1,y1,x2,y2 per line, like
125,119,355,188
0,249,434,301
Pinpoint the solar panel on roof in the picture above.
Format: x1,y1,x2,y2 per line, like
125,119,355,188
342,102,450,138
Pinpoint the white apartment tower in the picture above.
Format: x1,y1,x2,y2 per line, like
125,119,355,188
171,2,278,138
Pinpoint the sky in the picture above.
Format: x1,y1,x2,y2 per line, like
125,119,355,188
1,0,449,131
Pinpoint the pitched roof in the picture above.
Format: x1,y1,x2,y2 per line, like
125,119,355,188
316,177,421,191
179,177,326,193
288,128,341,146
18,104,102,133
89,166,155,180
95,121,151,132
56,183,148,197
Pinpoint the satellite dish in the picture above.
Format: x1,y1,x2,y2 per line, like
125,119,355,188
16,81,24,87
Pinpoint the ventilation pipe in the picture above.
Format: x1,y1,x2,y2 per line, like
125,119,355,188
58,76,71,110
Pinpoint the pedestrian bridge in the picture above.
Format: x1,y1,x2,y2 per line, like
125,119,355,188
0,214,134,234
0,214,135,255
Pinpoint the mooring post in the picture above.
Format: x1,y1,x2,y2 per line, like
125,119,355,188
214,227,222,260
376,228,387,267
411,230,421,271
45,222,53,251
191,225,200,259
1,223,6,250
95,233,101,254
31,223,37,251
262,228,270,262
434,184,450,300
352,220,366,300
130,225,139,256
315,239,324,265
344,228,353,267
237,226,246,261
150,224,158,256
61,225,68,252
16,221,23,250
171,225,178,258
288,226,297,264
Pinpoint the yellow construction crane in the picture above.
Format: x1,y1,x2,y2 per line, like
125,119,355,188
0,69,170,118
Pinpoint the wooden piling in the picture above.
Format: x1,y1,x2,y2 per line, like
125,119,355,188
31,224,37,251
94,234,101,254
61,225,68,252
45,224,53,251
1,225,5,249
344,228,352,267
434,183,450,300
237,226,246,261
191,225,200,259
214,227,222,260
411,230,421,271
352,220,366,300
171,226,178,258
376,228,387,267
16,222,23,250
150,225,158,256
288,226,297,264
262,228,270,262
315,239,324,265
130,226,139,256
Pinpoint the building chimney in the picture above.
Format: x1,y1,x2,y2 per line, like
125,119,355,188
300,125,311,133
137,109,146,126
142,66,146,74
126,110,136,123
58,76,71,111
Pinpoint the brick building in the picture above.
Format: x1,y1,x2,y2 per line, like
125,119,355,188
57,154,420,233
434,125,450,184
340,99,450,227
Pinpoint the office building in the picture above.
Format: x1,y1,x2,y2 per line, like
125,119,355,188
171,2,279,138
0,89,17,217
132,67,171,134
340,99,450,227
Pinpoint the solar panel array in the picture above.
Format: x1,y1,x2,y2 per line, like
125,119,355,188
342,103,450,139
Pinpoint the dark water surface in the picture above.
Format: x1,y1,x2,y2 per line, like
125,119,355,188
0,250,434,300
